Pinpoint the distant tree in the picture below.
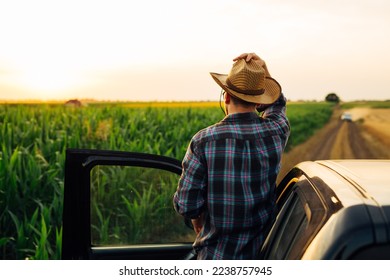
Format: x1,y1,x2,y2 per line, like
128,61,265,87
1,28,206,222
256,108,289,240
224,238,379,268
325,93,340,103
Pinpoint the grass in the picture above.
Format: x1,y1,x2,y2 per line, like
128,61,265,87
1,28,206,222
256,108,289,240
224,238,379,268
286,102,334,151
341,100,390,109
0,101,334,259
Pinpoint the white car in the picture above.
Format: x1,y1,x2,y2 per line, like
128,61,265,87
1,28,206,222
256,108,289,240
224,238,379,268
341,112,353,122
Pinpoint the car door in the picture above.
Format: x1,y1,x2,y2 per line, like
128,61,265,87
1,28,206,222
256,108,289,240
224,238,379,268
259,171,331,259
62,148,195,260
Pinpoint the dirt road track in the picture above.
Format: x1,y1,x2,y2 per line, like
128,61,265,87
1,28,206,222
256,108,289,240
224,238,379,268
278,107,390,183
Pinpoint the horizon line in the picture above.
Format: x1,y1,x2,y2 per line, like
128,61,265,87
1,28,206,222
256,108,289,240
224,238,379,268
1,98,390,104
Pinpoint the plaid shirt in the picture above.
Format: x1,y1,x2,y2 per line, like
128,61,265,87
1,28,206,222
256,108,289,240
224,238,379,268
173,95,290,260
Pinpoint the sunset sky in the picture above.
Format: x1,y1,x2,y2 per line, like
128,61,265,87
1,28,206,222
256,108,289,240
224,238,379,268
0,0,389,102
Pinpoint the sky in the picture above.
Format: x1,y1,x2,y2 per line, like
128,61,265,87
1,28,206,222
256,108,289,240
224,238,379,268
0,0,389,102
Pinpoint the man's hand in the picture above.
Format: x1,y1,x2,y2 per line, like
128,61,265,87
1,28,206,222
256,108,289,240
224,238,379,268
191,213,205,234
233,52,262,63
233,52,270,76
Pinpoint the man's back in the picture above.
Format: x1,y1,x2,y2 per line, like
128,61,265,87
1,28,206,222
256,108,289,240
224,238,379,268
174,97,289,259
173,53,290,259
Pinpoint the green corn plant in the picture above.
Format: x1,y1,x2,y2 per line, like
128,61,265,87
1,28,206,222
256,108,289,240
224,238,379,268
31,215,49,260
55,226,62,260
91,203,113,245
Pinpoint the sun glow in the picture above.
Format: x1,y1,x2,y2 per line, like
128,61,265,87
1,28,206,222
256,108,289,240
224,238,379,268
19,68,82,93
4,61,89,100
1,1,390,101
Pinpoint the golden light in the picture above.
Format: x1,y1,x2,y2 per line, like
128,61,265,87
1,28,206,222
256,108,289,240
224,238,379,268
19,69,80,94
6,52,91,100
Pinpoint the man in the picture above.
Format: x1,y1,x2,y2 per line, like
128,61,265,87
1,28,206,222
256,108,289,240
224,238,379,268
173,52,290,260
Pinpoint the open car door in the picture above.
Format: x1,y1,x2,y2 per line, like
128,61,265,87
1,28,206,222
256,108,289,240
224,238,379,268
62,149,195,260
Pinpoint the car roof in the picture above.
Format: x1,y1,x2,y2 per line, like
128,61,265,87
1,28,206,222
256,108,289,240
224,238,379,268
290,160,390,220
316,160,390,206
291,160,390,259
313,160,390,233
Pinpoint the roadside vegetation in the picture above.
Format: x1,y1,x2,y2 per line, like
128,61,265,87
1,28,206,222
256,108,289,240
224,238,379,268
341,100,390,109
0,101,334,259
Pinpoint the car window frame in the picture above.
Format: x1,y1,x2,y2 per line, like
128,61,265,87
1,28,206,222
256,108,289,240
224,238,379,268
261,174,329,259
62,148,193,260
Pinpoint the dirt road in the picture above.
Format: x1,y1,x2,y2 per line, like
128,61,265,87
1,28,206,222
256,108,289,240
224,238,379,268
278,107,390,182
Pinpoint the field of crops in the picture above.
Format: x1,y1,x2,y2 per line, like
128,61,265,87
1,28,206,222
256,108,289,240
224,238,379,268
341,100,390,109
0,101,334,259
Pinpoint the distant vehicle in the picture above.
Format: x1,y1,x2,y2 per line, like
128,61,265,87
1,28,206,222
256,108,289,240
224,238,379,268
62,149,390,260
341,112,353,122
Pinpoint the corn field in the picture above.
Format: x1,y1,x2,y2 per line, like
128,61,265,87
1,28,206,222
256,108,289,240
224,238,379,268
0,102,333,259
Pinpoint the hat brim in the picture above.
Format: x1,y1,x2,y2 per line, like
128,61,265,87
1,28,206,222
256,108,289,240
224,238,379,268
210,72,281,104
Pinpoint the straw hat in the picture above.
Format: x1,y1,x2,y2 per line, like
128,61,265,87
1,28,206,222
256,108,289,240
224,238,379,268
210,59,281,104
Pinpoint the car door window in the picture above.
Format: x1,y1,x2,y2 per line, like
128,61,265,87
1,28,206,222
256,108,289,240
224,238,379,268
267,192,308,259
90,165,195,246
263,176,326,259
